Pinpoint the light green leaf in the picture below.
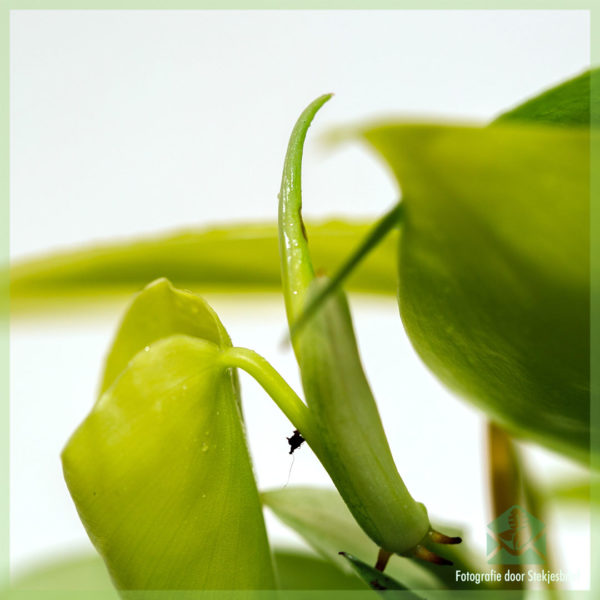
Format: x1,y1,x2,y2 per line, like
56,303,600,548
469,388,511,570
99,277,235,396
9,220,398,314
263,486,452,591
278,96,436,557
494,68,597,126
11,553,115,592
62,334,275,590
361,122,589,461
10,548,362,593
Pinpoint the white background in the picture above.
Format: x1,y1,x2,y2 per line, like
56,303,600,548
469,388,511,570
9,9,591,588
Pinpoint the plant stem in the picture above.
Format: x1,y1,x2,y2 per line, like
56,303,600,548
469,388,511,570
487,421,525,590
218,346,314,441
375,548,393,572
276,94,433,556
488,421,521,516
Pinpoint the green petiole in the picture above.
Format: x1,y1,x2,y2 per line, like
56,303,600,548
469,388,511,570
218,346,315,443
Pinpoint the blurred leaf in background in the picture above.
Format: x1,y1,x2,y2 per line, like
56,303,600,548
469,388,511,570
8,221,398,314
358,75,591,461
8,547,366,593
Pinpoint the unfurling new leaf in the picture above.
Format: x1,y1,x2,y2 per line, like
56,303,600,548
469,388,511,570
277,95,458,561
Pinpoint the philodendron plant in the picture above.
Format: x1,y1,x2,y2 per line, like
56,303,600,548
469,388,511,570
61,93,462,593
9,68,592,594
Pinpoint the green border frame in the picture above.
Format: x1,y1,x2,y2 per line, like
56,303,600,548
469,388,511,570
2,3,598,599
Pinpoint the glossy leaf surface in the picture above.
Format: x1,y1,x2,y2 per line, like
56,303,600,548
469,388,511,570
62,282,275,590
362,122,590,461
99,277,235,396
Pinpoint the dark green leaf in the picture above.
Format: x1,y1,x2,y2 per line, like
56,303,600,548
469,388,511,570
362,122,589,462
339,552,423,596
494,68,598,126
291,68,598,338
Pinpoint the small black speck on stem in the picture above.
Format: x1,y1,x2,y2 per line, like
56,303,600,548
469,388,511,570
286,429,305,454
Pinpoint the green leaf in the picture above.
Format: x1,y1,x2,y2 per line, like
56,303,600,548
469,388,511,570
535,474,600,505
273,549,366,590
547,480,591,504
264,487,491,591
290,68,597,338
11,553,115,592
99,277,235,396
339,552,423,596
62,333,275,590
9,220,398,314
7,551,355,597
10,548,363,593
494,68,597,126
263,486,448,591
362,122,589,461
